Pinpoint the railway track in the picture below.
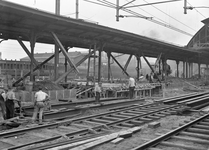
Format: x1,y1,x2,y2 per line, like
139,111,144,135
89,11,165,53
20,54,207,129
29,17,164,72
131,112,209,150
1,103,185,150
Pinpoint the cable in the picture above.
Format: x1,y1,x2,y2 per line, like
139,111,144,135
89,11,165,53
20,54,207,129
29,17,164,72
142,0,196,32
100,0,193,36
186,2,206,18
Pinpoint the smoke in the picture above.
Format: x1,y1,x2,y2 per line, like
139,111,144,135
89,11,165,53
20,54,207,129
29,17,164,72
141,29,161,39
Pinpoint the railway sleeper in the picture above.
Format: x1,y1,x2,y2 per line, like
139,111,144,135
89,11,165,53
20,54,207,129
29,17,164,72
138,117,153,122
126,110,145,115
181,131,209,140
187,127,209,134
153,113,166,117
193,124,209,130
147,115,160,119
88,118,111,124
160,141,206,150
172,135,209,144
110,114,128,119
198,121,209,126
129,120,144,125
159,111,171,115
71,123,91,129
82,120,105,127
100,116,120,121
116,122,135,128
119,112,137,117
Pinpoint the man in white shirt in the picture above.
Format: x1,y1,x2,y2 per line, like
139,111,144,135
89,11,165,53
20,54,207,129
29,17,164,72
94,82,102,103
128,77,136,99
32,87,49,125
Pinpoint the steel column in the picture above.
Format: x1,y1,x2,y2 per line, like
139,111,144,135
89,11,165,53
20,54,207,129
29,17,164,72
176,60,179,78
186,61,188,78
29,31,36,82
183,61,185,78
107,52,111,83
64,46,69,83
86,46,91,85
136,55,140,80
98,49,102,83
93,44,96,85
54,0,60,81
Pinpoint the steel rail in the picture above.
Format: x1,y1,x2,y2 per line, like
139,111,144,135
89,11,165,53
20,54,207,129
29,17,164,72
25,99,145,120
0,102,159,138
9,104,183,150
131,113,209,150
23,97,128,112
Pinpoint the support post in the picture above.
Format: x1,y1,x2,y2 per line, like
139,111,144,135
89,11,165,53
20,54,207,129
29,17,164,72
186,61,188,78
29,30,36,82
98,49,102,83
86,46,91,85
64,46,69,83
176,60,179,78
93,44,96,85
107,52,111,83
182,61,185,78
136,55,140,80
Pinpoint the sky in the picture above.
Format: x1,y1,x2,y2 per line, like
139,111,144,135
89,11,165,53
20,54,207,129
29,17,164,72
0,0,208,60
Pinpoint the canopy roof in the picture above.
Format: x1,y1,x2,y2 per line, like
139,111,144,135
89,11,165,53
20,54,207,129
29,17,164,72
0,0,208,64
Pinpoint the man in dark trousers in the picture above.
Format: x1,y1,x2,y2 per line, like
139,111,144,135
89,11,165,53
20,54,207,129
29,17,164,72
0,90,6,120
5,86,19,119
94,82,102,103
128,76,136,99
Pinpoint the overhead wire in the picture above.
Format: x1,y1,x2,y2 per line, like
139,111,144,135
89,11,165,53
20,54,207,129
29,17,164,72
95,0,193,36
142,0,196,32
186,1,206,19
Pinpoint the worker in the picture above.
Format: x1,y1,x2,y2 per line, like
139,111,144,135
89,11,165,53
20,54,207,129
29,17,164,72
94,82,102,103
128,76,136,99
5,86,19,119
0,90,6,120
32,86,49,125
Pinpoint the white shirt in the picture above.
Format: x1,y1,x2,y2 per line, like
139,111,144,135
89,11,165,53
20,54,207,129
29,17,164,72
35,90,48,102
128,77,135,87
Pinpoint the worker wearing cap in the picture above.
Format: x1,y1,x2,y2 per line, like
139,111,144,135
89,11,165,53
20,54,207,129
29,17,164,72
32,87,49,125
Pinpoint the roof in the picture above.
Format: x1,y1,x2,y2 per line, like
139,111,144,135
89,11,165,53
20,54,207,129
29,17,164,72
20,51,87,62
187,18,209,54
0,1,209,64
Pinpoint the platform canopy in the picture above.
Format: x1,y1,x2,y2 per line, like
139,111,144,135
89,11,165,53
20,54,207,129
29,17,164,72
0,0,209,64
